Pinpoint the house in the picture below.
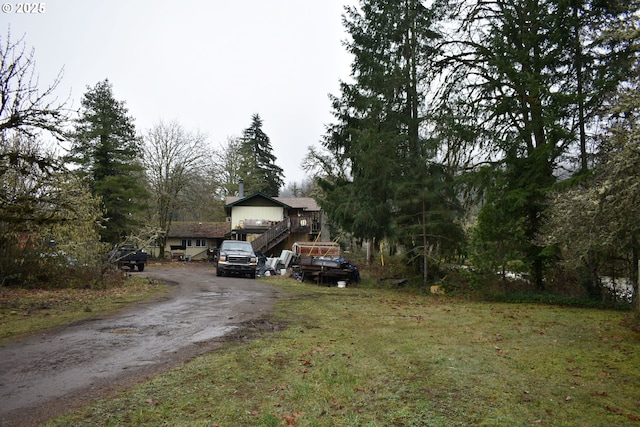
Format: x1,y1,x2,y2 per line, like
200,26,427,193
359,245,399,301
224,193,328,256
147,221,231,260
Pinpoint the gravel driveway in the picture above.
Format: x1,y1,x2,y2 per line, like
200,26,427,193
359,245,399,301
0,264,284,427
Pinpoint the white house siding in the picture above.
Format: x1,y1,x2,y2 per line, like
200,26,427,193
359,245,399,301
146,237,210,260
231,206,284,229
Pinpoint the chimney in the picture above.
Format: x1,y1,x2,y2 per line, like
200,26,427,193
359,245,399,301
238,179,244,198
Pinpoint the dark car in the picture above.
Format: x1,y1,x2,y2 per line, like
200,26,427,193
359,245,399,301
215,240,257,278
112,244,148,272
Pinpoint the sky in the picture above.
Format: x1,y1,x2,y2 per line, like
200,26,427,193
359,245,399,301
2,1,355,186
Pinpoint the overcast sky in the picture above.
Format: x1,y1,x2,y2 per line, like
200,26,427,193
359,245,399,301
3,1,355,186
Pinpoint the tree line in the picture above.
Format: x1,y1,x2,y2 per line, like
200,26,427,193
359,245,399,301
2,0,640,313
0,31,286,286
302,0,640,308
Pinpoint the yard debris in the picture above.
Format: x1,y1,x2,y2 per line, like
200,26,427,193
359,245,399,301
430,285,445,294
256,249,295,277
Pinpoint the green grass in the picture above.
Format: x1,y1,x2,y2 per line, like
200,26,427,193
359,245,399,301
35,277,640,426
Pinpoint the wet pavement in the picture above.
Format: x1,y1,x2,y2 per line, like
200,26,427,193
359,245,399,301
0,264,283,426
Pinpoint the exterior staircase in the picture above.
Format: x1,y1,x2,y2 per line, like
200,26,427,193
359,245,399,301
250,218,291,254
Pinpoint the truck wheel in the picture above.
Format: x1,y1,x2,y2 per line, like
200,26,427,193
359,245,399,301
250,272,256,279
137,263,145,272
216,268,223,277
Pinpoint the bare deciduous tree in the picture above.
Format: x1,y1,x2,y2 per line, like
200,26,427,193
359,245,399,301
0,30,68,141
0,30,113,287
142,120,209,258
216,136,243,196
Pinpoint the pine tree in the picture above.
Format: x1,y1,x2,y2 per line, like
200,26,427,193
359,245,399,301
67,79,148,243
238,114,284,196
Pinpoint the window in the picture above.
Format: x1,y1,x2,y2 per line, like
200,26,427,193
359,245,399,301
181,239,207,247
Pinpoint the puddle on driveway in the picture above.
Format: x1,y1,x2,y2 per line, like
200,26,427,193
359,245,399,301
108,328,139,334
0,266,282,426
100,326,141,335
197,291,230,298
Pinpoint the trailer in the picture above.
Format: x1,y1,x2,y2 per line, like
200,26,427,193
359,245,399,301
295,255,360,285
292,248,358,286
290,241,359,285
292,241,341,257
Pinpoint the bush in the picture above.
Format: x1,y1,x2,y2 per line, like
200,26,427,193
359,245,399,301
0,245,120,290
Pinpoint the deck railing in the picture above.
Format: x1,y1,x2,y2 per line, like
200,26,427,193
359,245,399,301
250,215,319,253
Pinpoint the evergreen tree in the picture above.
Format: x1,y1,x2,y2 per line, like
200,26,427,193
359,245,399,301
238,114,284,196
454,0,638,288
0,32,107,287
565,0,639,172
316,0,464,274
66,79,148,243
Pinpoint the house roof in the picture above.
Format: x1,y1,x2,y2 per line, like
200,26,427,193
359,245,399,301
168,222,230,238
225,193,321,212
277,197,321,211
225,193,289,208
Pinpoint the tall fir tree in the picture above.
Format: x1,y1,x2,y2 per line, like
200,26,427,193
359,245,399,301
457,0,639,288
317,0,464,276
238,114,284,196
565,0,639,172
66,79,148,243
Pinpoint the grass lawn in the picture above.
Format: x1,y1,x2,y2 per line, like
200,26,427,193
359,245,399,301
40,276,640,427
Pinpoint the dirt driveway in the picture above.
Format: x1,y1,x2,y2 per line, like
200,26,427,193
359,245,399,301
0,264,284,427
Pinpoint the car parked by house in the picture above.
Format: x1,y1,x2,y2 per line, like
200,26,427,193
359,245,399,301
112,244,148,272
214,240,257,279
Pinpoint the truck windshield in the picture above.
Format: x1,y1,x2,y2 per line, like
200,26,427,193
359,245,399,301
223,243,252,252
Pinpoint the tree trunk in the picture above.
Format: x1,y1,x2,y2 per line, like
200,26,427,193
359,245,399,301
159,236,166,259
422,199,428,292
572,4,588,172
587,247,602,301
632,234,640,322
